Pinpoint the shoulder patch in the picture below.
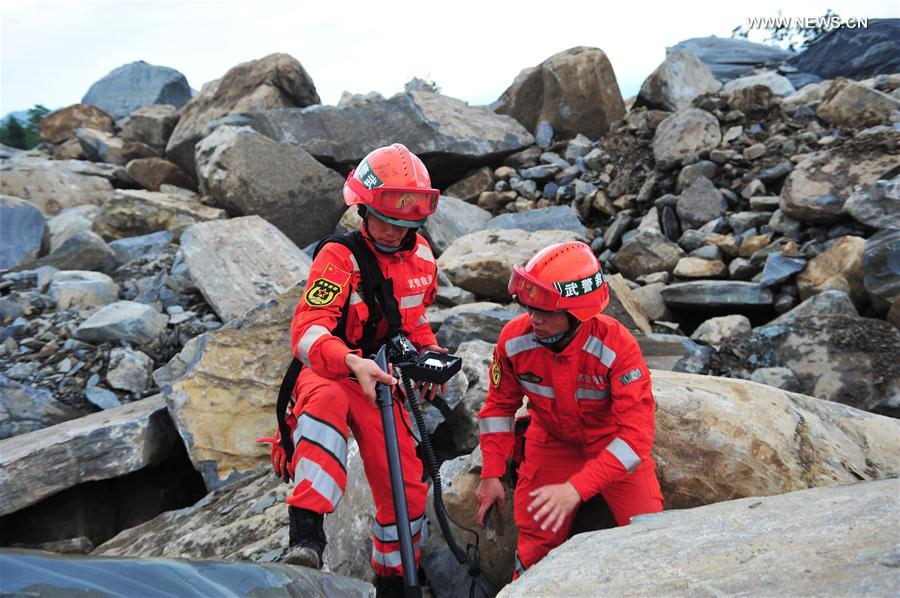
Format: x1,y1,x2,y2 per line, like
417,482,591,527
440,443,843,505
620,368,643,385
321,262,352,287
490,355,502,388
305,278,343,307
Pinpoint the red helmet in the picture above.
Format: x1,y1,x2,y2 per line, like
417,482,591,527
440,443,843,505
343,143,440,228
509,241,609,321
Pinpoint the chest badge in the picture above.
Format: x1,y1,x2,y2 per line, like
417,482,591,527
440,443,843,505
517,372,543,384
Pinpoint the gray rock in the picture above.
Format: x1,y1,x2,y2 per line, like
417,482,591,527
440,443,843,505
668,37,793,81
768,290,859,327
486,206,587,236
0,375,84,440
653,108,722,170
661,281,774,309
74,128,124,165
108,231,174,266
817,79,900,128
503,479,900,597
435,310,518,353
760,253,807,287
0,195,46,270
166,53,320,176
194,126,345,248
603,212,633,250
493,46,625,140
631,283,671,322
120,104,180,153
424,195,492,256
750,367,801,392
0,395,178,516
768,209,804,237
0,155,114,216
722,71,795,96
74,301,169,346
788,19,900,80
84,386,122,410
249,91,532,187
690,314,751,347
748,195,781,211
91,189,227,242
48,271,119,310
676,177,727,230
612,230,685,280
638,50,722,111
729,211,773,234
82,61,191,119
180,216,312,322
106,347,153,394
564,134,593,162
443,167,495,203
633,333,711,373
535,120,554,149
47,205,101,253
843,176,899,230
675,160,717,193
28,229,116,274
863,228,900,309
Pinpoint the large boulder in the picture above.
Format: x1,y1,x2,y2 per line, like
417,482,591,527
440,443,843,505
675,176,727,229
125,158,195,192
0,196,46,269
611,229,685,280
634,333,712,373
25,229,116,274
0,395,178,516
817,79,900,128
668,37,793,81
74,301,169,346
152,284,303,489
843,175,899,230
82,61,192,119
787,18,900,80
637,50,722,111
120,104,180,153
863,229,900,310
165,53,320,176
179,216,312,323
485,206,587,237
661,281,774,310
722,71,795,96
437,229,580,301
91,189,227,241
652,108,722,170
247,91,533,187
39,104,114,145
194,126,345,248
723,315,900,413
780,127,900,224
75,128,125,165
768,289,858,327
502,478,899,597
493,46,625,140
796,236,866,307
423,195,491,256
47,270,119,311
0,156,114,216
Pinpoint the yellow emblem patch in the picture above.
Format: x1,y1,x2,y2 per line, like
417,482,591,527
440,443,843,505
305,278,342,307
490,355,502,388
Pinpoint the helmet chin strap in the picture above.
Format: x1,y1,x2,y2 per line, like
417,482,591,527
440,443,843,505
361,209,417,253
534,314,582,350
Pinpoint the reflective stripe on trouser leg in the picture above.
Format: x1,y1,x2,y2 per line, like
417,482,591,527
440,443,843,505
372,514,429,573
514,551,526,577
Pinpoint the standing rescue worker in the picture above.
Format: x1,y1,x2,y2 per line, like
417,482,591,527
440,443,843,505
271,144,444,596
475,241,663,578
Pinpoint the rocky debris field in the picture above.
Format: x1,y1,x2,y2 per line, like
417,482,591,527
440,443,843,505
1,23,899,596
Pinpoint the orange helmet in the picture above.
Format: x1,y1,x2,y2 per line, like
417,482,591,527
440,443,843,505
509,241,609,321
343,143,440,228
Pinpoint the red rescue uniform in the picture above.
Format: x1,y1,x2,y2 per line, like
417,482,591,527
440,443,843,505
287,231,438,576
478,313,663,577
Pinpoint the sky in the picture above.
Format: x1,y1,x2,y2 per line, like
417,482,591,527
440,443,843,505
1,0,898,117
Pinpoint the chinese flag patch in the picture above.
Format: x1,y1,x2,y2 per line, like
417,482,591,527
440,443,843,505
321,263,351,287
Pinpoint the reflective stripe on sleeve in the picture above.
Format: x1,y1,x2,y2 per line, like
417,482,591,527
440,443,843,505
295,457,344,508
519,379,555,399
606,437,641,474
348,254,359,272
415,244,435,264
292,414,348,472
400,293,425,309
349,292,363,305
417,315,428,327
583,335,617,368
575,387,610,400
297,325,330,367
505,333,541,357
478,416,514,434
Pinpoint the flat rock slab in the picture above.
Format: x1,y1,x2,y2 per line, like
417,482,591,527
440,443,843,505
0,195,46,270
74,300,169,346
0,395,177,515
485,206,587,236
248,91,533,187
0,156,114,216
180,215,312,323
661,280,773,309
92,189,227,241
502,478,899,597
0,548,372,597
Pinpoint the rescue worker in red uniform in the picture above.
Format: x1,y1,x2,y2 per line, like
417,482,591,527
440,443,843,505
475,241,663,578
271,144,444,596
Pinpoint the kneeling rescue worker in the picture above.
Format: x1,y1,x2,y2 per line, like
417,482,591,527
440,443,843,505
475,241,664,578
270,144,445,596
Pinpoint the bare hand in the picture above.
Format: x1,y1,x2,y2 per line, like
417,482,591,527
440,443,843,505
527,482,582,534
416,344,449,402
345,353,396,405
476,477,506,527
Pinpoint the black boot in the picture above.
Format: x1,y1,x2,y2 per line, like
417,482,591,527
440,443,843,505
283,507,326,569
373,574,406,598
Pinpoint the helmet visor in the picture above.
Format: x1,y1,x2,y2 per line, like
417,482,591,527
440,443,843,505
508,265,562,311
346,171,439,221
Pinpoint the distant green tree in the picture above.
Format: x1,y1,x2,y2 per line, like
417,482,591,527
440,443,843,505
1,104,51,149
0,116,28,149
